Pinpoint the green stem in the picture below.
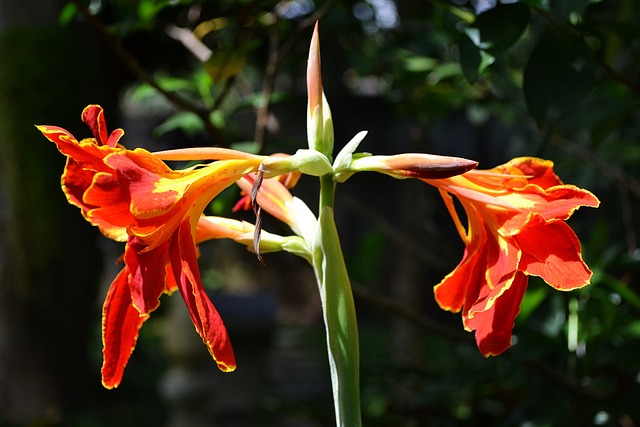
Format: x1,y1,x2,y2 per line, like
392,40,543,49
313,174,361,426
319,173,336,209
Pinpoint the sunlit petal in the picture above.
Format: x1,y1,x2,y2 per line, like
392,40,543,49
101,268,147,389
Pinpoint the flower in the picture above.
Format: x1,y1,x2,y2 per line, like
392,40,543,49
38,105,264,387
424,157,600,356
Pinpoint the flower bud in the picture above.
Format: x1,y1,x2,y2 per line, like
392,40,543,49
306,22,334,158
348,153,478,179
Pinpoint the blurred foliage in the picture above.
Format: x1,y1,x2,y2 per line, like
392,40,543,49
48,0,640,425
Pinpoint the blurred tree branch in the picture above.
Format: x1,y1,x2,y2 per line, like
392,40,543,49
69,0,229,145
254,0,337,150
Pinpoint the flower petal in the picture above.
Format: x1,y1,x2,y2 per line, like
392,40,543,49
499,157,562,188
81,104,125,148
82,105,109,146
465,272,528,356
170,220,236,372
236,174,294,226
125,239,171,315
101,267,147,389
434,249,483,313
517,214,592,290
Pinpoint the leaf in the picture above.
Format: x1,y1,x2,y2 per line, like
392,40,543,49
517,282,549,323
403,56,438,73
205,48,247,83
459,33,482,83
58,2,77,26
154,112,203,137
474,2,531,55
230,141,261,154
523,31,596,124
457,3,527,82
459,32,496,83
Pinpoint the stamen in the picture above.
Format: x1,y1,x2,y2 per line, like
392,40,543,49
439,188,469,244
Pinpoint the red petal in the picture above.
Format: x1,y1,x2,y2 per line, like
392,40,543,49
83,172,134,226
517,214,592,290
484,231,519,290
502,157,562,188
170,220,236,371
465,272,528,356
434,207,488,312
107,128,125,147
534,186,600,221
101,267,146,389
38,124,114,169
125,239,170,315
104,152,179,217
434,242,486,313
62,158,95,210
82,105,109,146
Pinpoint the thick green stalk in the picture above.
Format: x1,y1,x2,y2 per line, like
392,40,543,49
319,173,336,209
313,174,361,426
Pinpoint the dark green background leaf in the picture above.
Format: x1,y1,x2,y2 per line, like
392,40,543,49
475,3,531,55
523,31,597,124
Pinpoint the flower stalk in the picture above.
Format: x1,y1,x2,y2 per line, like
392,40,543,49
307,22,361,425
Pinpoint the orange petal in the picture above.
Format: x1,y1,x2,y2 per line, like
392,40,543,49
465,272,528,356
484,231,520,291
104,151,180,218
517,214,592,290
433,246,484,313
498,157,562,188
125,239,171,315
236,174,294,226
38,124,115,169
434,214,488,312
101,267,147,389
82,105,109,146
170,220,236,372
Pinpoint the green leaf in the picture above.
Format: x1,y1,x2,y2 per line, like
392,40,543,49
230,141,261,154
205,48,247,83
58,2,77,26
623,321,640,338
474,3,531,55
518,283,549,323
458,33,482,83
523,31,596,124
403,56,438,73
154,111,203,137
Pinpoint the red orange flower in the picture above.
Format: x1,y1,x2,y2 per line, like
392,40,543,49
38,105,263,387
425,157,600,356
